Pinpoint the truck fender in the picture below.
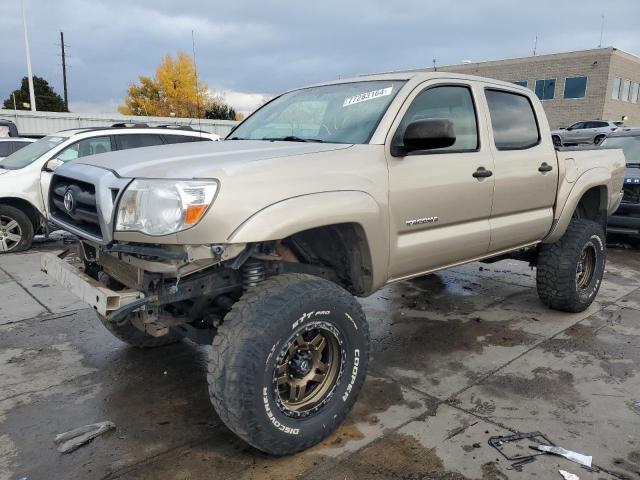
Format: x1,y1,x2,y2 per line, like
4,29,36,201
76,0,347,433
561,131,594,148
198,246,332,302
227,190,389,291
543,168,610,243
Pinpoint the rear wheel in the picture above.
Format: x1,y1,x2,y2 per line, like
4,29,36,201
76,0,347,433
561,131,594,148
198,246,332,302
207,273,370,455
0,205,34,254
552,135,562,147
536,218,606,312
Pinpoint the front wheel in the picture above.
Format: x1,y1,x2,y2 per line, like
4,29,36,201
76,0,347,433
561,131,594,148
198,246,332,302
207,273,370,455
594,134,606,145
536,218,606,312
0,205,34,253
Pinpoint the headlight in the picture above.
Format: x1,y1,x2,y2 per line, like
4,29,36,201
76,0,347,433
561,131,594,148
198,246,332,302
115,179,218,235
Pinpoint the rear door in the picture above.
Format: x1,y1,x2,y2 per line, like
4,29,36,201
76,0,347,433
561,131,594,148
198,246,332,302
564,122,585,143
386,80,495,279
483,88,558,252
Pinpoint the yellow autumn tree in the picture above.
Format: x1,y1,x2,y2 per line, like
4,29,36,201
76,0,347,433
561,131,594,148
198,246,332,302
118,52,211,118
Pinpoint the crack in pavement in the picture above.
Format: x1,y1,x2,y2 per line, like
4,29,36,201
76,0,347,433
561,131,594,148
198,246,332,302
0,264,52,314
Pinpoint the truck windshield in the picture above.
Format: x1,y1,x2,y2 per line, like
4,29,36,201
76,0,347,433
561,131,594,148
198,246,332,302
0,136,66,170
601,136,640,165
229,80,406,144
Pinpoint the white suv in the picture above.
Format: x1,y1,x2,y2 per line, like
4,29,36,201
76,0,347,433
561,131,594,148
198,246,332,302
0,126,220,253
551,120,622,147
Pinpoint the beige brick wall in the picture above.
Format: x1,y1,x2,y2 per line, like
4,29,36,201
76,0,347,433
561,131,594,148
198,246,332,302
415,48,640,129
602,50,640,127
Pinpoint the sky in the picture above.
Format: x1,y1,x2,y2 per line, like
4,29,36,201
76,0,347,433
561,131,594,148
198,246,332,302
2,0,640,114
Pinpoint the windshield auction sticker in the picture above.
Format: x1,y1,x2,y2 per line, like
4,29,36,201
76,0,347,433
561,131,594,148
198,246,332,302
343,86,393,107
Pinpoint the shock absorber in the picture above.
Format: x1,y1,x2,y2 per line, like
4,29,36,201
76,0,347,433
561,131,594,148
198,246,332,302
242,260,265,289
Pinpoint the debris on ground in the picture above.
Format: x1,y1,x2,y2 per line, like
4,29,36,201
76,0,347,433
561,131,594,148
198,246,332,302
54,421,115,453
488,431,554,469
534,444,592,468
558,469,579,480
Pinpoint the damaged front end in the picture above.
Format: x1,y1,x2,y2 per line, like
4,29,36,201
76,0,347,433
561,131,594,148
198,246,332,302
43,240,248,344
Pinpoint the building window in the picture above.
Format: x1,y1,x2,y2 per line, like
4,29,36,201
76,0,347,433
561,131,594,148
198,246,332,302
513,80,528,88
563,76,588,99
622,80,632,102
632,82,639,104
535,79,556,100
612,76,621,99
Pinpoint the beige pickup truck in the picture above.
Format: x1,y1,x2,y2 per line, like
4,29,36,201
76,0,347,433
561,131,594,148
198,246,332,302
42,72,625,455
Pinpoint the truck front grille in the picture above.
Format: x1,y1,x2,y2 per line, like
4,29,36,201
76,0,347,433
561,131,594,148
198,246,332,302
622,184,640,204
50,175,102,239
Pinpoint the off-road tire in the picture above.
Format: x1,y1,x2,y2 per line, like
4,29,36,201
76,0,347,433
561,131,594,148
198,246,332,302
97,314,183,348
207,273,370,455
0,205,34,253
537,218,606,312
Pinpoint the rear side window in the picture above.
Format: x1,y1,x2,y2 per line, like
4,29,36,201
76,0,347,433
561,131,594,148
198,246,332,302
163,135,193,144
118,134,164,149
485,89,540,150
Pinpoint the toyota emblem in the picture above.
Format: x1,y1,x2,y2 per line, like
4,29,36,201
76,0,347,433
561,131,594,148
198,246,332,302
63,189,75,213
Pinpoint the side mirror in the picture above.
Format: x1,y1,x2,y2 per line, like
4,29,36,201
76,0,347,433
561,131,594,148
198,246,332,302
393,118,456,156
44,158,64,172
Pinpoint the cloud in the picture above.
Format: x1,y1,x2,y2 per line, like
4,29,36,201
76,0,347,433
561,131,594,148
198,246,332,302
209,89,272,115
2,0,639,114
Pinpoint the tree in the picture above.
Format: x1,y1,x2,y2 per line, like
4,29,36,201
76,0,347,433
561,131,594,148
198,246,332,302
119,52,212,118
205,102,237,120
2,76,68,112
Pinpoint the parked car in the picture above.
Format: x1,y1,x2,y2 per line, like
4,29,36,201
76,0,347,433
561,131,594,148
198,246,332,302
43,72,625,455
551,120,622,147
0,119,19,138
0,137,36,160
0,125,219,253
600,128,640,235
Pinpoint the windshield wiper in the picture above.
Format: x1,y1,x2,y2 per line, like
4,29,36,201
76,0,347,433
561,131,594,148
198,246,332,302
263,136,324,143
228,136,246,140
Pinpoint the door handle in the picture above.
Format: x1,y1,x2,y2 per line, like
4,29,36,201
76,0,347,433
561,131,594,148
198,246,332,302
538,162,553,173
472,167,493,178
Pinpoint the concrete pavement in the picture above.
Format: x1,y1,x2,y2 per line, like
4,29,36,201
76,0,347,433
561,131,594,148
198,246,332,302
1,238,639,479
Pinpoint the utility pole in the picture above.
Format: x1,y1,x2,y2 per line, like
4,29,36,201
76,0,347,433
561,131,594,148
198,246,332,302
60,31,69,110
533,35,538,56
598,15,605,48
21,0,36,111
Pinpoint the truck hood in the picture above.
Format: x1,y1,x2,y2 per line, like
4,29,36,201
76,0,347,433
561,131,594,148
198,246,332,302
73,140,353,179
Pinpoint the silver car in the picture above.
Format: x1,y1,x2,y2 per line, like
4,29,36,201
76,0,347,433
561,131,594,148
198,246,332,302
552,120,622,147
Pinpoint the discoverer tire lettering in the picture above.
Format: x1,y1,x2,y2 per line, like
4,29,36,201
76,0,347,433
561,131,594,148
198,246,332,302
207,273,370,455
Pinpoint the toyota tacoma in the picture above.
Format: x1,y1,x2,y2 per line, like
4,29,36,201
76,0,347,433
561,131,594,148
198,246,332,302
42,72,625,455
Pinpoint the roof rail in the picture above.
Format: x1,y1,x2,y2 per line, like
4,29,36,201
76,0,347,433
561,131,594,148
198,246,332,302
154,124,194,130
111,122,150,128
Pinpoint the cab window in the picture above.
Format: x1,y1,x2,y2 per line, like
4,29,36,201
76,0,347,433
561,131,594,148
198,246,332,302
485,89,540,150
395,85,479,152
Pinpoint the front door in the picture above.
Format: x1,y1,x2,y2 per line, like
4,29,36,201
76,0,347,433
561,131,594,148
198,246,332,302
387,81,495,280
483,88,558,252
